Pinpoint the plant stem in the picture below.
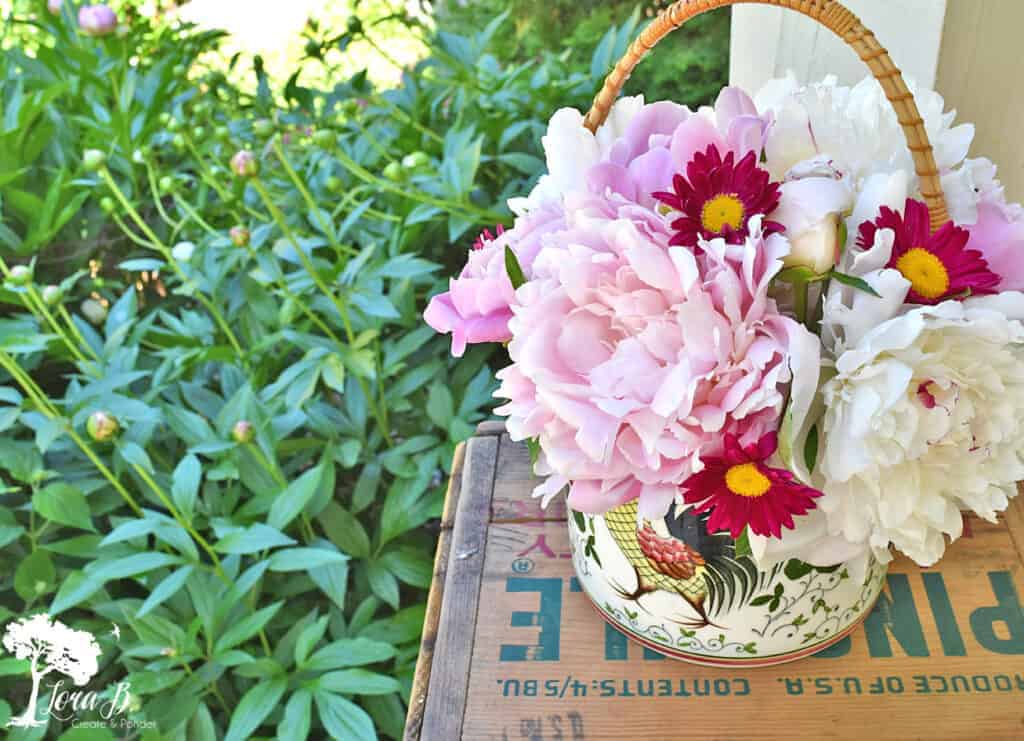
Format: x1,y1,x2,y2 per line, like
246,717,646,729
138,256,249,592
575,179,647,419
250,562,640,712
333,148,504,223
143,159,181,230
100,168,246,361
0,351,144,516
128,461,228,582
369,94,444,144
794,280,809,328
270,139,359,257
251,179,393,446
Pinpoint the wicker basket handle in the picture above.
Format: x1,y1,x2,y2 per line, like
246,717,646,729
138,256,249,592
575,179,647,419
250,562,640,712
583,0,949,231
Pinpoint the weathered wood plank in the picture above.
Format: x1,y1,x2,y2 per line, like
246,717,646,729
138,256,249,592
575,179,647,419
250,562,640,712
419,433,500,740
404,441,466,741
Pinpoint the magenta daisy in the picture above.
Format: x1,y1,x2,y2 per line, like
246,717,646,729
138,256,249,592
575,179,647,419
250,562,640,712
653,144,783,247
680,433,822,539
857,198,999,304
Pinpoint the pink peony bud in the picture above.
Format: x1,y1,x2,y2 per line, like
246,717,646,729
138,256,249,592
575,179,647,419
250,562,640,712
78,4,117,36
47,0,62,15
230,150,259,178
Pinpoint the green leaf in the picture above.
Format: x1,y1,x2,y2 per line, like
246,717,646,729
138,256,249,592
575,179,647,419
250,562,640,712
302,638,396,672
58,727,115,741
214,601,284,654
315,692,377,741
749,594,774,607
734,528,752,559
216,524,296,554
828,269,882,297
224,678,287,741
188,703,219,741
268,464,323,530
277,690,312,741
294,616,329,666
120,442,154,473
317,502,370,558
526,437,541,466
774,265,824,284
504,246,526,289
426,384,454,429
14,550,55,602
33,483,94,532
137,565,194,617
367,560,400,609
89,552,184,582
50,570,104,614
318,668,401,695
268,547,349,572
171,454,201,520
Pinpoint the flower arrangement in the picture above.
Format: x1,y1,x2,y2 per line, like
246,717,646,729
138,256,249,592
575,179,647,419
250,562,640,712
425,74,1024,572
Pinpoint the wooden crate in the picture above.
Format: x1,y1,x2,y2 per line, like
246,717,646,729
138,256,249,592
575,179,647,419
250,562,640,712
405,423,1024,740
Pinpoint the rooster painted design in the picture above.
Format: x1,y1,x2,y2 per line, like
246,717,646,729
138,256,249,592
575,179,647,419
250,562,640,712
603,500,781,628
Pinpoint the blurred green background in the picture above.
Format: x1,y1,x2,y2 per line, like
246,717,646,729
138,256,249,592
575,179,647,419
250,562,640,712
0,1,728,738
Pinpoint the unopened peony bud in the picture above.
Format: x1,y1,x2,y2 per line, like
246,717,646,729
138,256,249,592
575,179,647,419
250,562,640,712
231,420,254,443
313,130,335,149
230,150,259,178
81,298,107,325
78,4,117,36
402,151,430,169
229,226,250,247
41,285,62,305
82,149,106,172
252,120,274,137
99,196,115,214
171,241,195,262
326,176,343,193
132,149,145,164
158,175,174,192
86,411,119,441
47,0,62,15
783,214,841,275
215,125,230,142
7,265,32,286
383,162,403,181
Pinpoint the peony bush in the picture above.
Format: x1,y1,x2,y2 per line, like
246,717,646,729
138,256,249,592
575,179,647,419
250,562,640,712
0,2,723,738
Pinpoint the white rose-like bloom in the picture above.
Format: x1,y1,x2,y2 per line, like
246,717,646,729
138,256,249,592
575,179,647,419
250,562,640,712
819,295,1024,566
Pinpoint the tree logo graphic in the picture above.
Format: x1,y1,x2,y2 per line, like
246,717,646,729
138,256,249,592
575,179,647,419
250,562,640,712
2,613,102,728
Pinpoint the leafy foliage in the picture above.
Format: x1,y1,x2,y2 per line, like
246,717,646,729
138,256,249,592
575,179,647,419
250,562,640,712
0,1,727,738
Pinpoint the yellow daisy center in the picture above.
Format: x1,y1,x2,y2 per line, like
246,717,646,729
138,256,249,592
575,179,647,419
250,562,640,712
724,462,772,498
895,247,950,300
701,193,745,233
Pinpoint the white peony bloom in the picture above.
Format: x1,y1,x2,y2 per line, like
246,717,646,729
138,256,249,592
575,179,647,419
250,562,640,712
509,95,644,214
756,74,973,196
818,295,1024,565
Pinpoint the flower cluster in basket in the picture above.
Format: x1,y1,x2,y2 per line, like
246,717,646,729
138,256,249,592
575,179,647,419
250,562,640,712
425,75,1024,570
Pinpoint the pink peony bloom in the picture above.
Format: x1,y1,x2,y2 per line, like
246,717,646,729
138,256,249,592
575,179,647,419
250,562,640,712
47,0,62,15
424,201,563,357
586,87,771,211
495,210,813,520
78,4,117,36
966,193,1024,291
